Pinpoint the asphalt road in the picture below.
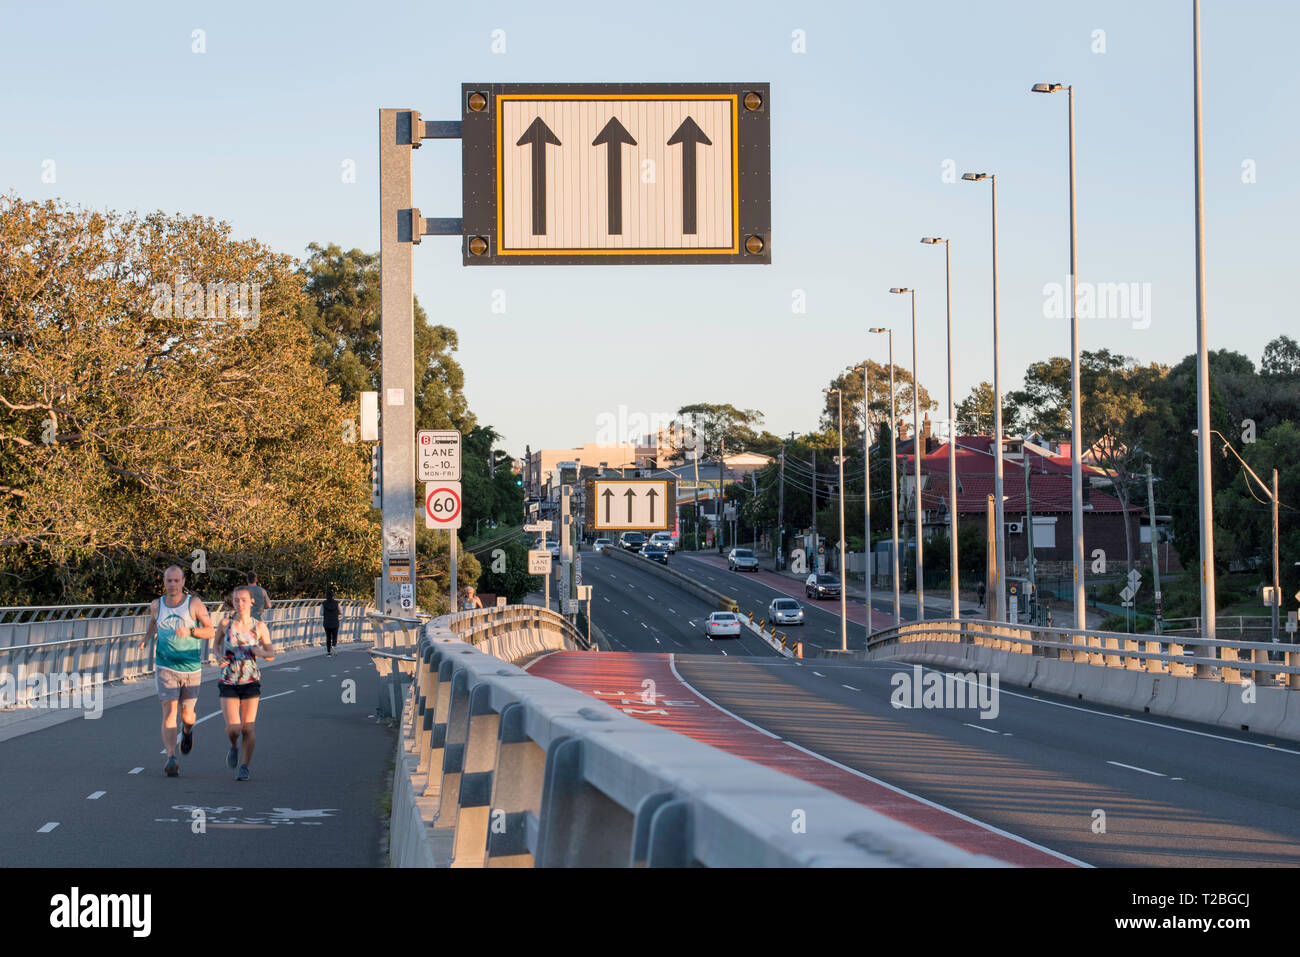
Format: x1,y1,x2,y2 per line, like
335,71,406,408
582,549,1300,865
0,643,394,867
582,551,778,657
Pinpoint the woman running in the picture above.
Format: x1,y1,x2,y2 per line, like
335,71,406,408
215,585,275,781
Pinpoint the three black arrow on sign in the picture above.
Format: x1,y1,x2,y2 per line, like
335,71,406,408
666,116,712,235
516,117,562,235
591,117,637,235
517,112,713,239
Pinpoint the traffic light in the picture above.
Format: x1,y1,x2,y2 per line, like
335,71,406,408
515,475,523,487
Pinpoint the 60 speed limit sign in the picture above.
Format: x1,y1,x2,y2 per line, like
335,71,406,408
424,481,463,529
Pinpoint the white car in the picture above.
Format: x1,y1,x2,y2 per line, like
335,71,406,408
649,531,678,553
768,598,805,626
705,611,742,638
593,538,613,553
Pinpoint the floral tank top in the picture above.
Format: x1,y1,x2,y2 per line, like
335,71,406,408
221,618,262,685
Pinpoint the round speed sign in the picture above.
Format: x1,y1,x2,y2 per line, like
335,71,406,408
425,484,462,527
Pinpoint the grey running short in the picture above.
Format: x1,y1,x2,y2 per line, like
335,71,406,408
156,667,201,702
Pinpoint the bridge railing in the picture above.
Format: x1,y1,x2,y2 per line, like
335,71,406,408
0,599,373,707
443,604,591,653
389,625,1007,868
865,617,1300,689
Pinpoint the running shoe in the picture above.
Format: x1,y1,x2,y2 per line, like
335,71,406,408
226,745,239,769
180,722,194,755
164,755,179,777
236,764,250,782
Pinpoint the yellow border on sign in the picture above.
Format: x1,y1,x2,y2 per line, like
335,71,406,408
495,93,740,255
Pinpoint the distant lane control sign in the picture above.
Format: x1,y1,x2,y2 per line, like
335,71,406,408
424,482,463,529
461,83,770,266
417,430,461,481
528,550,551,575
586,479,675,531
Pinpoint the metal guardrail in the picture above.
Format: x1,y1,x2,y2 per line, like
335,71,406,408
865,618,1300,688
389,627,1007,868
0,600,373,707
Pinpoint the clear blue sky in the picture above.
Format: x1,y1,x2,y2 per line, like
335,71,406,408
3,0,1295,460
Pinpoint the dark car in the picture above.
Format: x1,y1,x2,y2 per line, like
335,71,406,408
621,532,647,552
805,573,841,599
642,544,669,565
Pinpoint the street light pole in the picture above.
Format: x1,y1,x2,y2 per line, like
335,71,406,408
890,287,924,622
870,327,902,625
1192,0,1217,652
923,237,959,621
1032,81,1087,631
831,388,848,651
963,171,1006,622
863,359,872,642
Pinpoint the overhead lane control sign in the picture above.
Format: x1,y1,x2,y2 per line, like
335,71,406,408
461,83,770,265
585,479,675,532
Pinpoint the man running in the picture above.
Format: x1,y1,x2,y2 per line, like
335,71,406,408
245,572,271,621
214,585,275,781
140,565,214,777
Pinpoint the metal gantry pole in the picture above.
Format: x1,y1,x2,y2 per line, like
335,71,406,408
378,109,417,617
1192,0,1217,653
910,290,924,622
1147,463,1162,634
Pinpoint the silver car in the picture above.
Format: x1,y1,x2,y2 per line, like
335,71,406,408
727,548,759,572
768,597,805,626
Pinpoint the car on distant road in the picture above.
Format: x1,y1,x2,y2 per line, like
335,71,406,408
705,611,741,638
727,548,760,572
545,540,561,560
593,538,613,553
620,532,647,552
805,573,841,599
649,531,677,553
642,544,669,565
768,597,805,625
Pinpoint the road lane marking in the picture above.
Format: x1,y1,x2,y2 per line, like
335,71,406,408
302,684,310,687
842,685,861,692
622,610,629,616
669,608,677,614
87,791,106,799
641,623,648,629
812,672,826,677
963,722,1000,735
128,768,144,775
37,822,59,833
1107,760,1166,777
603,596,610,602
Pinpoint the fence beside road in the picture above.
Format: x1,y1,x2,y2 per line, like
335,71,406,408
0,599,371,707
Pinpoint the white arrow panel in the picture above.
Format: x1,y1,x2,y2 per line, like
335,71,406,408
499,97,736,252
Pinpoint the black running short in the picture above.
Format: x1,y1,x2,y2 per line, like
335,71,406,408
218,681,261,699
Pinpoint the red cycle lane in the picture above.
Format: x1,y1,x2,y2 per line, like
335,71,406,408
526,650,1076,866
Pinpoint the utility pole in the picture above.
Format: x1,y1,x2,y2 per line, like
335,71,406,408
718,437,726,552
777,442,786,570
811,447,817,572
863,361,872,642
837,389,848,651
1147,463,1162,634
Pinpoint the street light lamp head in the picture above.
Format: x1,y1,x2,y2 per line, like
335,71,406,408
961,172,989,182
1031,82,1064,93
889,287,909,294
868,327,887,333
920,237,945,245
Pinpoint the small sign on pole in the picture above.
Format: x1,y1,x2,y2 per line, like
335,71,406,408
417,430,461,481
528,550,550,575
424,482,463,529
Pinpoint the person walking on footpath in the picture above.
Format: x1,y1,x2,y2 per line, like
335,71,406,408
322,587,340,657
245,571,271,620
139,565,215,777
214,585,276,781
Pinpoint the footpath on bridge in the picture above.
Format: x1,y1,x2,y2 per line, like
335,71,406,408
0,641,393,867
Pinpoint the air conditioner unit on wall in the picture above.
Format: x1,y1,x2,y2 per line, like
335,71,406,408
1007,522,1023,533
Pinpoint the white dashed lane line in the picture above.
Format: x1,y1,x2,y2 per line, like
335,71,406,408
37,823,58,833
841,685,860,692
128,768,143,775
813,672,826,678
87,791,106,800
1107,760,1167,777
963,722,1000,735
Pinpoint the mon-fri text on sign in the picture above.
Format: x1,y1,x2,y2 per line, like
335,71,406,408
460,83,770,265
586,479,675,531
417,430,461,481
